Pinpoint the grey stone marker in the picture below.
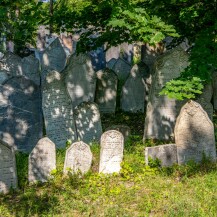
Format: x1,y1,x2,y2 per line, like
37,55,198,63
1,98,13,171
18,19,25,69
107,58,117,70
21,55,40,85
28,137,56,183
0,76,43,153
145,144,177,167
42,38,67,72
74,102,102,145
65,53,96,108
99,130,124,174
106,125,131,143
0,70,10,84
42,71,77,148
111,58,131,81
175,100,216,165
143,47,189,141
95,69,118,113
63,141,92,175
0,140,17,194
121,64,146,112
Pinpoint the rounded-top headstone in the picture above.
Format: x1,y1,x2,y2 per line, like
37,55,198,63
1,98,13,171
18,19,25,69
64,141,92,175
28,137,56,183
175,100,216,164
0,140,17,194
99,130,124,174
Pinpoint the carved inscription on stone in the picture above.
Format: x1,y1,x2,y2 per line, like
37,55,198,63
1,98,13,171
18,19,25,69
42,71,77,148
74,102,102,145
99,130,124,174
121,64,146,112
95,69,118,113
175,100,216,164
144,47,189,141
28,137,56,183
65,53,96,108
145,144,177,167
0,140,17,194
64,141,92,174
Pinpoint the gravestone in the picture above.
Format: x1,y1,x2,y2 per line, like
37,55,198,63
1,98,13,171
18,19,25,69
42,71,77,148
95,69,118,113
0,140,17,194
175,100,216,164
0,52,22,75
105,125,131,143
111,58,131,81
28,137,56,183
0,70,10,84
143,47,189,141
145,144,177,167
74,102,102,145
99,130,124,174
89,47,106,71
63,141,92,175
42,38,66,72
0,76,43,153
121,64,146,112
21,55,40,85
65,53,96,108
107,58,117,70
105,46,120,63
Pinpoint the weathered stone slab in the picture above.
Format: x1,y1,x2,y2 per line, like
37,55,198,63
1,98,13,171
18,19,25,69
21,55,40,85
63,141,92,175
175,100,216,164
28,137,56,183
105,125,131,143
95,69,118,113
65,53,96,108
105,46,120,63
74,102,102,145
42,71,77,148
107,58,117,70
0,76,43,153
0,140,17,194
42,38,66,72
121,64,146,112
99,130,124,174
111,58,131,81
143,47,189,141
145,144,177,167
0,70,10,84
89,47,106,71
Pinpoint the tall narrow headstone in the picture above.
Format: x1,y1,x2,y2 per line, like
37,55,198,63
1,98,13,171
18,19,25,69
28,137,56,183
175,100,216,164
42,71,77,148
99,130,124,174
121,64,146,112
95,69,118,113
42,38,66,72
143,47,189,141
0,140,17,194
74,102,102,145
65,53,96,108
64,141,92,175
0,76,43,153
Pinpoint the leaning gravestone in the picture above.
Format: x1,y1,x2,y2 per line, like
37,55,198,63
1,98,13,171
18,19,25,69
175,100,216,164
21,55,40,85
121,64,146,112
41,38,67,72
65,53,96,108
28,137,56,183
63,141,92,175
107,58,117,70
95,69,118,113
112,58,131,81
99,130,124,174
74,102,102,145
0,140,17,194
143,46,189,141
0,76,43,153
42,71,77,148
145,144,177,167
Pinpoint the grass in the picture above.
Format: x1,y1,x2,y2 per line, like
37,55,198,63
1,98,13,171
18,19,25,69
0,112,217,216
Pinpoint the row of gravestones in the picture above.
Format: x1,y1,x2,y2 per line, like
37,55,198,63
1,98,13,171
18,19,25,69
0,130,124,194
